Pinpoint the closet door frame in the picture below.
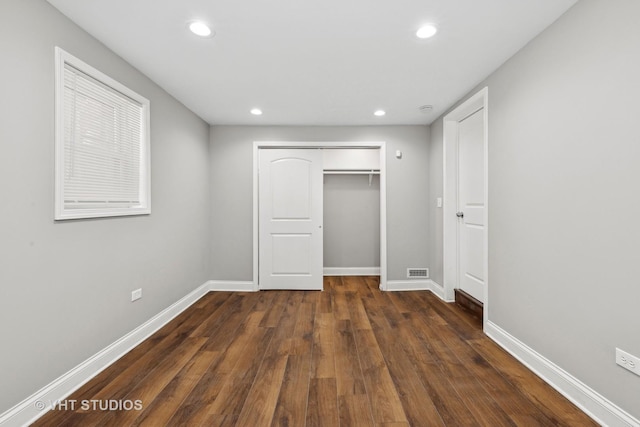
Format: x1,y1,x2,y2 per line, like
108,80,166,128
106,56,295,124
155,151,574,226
253,141,387,290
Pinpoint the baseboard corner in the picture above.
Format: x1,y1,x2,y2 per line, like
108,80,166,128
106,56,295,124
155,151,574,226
428,280,451,301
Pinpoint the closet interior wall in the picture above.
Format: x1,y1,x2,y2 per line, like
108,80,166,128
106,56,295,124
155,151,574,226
322,149,381,273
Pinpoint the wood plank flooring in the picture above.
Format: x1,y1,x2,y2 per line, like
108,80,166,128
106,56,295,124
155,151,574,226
33,277,597,427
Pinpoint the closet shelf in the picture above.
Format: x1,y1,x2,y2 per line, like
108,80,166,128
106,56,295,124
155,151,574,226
323,169,380,186
323,169,380,175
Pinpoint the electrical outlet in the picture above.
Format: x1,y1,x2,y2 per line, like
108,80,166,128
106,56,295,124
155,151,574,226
131,288,142,302
616,348,640,376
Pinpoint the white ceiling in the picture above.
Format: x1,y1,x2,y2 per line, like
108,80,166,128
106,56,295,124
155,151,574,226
47,0,577,126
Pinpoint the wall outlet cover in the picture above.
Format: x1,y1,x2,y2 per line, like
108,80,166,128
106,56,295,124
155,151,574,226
616,348,640,376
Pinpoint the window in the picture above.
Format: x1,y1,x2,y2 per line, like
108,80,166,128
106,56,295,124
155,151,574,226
54,47,150,220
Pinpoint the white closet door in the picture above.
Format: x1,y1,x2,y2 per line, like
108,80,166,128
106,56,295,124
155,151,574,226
457,108,486,302
259,149,323,290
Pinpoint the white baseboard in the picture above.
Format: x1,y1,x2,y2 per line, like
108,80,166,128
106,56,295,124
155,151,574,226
0,281,211,427
428,280,450,301
17,280,633,427
208,280,257,292
323,267,380,276
386,279,431,292
485,321,640,427
386,279,432,291
384,279,452,303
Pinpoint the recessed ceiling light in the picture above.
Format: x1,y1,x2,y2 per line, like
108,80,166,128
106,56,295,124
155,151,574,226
416,24,437,39
374,110,386,117
251,108,263,116
188,21,213,37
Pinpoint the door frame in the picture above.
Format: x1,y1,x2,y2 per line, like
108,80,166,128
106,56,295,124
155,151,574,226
253,141,387,291
443,87,489,327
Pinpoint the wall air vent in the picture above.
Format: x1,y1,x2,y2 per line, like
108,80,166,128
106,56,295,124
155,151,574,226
407,268,429,279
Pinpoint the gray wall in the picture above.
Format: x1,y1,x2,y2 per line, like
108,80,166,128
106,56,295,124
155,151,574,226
324,175,380,268
210,125,430,281
429,0,640,419
0,0,211,414
428,120,444,285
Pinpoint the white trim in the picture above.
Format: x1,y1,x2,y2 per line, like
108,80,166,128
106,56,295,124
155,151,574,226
253,141,387,291
428,279,450,301
443,87,489,328
386,279,431,291
323,267,380,276
486,321,640,427
0,281,211,427
379,143,388,290
208,280,258,292
385,279,447,299
252,145,259,288
384,280,451,301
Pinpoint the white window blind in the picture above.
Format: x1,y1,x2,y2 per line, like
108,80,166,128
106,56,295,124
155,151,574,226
55,48,150,220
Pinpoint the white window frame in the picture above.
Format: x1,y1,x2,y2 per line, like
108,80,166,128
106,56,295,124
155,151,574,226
54,47,151,220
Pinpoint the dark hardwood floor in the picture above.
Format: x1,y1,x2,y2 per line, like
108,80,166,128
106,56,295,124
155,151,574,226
33,277,597,426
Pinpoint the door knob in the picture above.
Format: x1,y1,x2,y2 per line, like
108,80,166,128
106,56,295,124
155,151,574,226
456,212,464,218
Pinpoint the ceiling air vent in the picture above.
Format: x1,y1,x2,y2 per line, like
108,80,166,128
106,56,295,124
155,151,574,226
407,268,429,279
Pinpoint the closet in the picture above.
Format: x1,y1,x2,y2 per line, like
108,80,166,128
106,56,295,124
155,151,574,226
255,143,386,291
322,149,381,276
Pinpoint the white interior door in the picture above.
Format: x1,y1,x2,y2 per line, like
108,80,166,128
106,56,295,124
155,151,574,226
457,108,486,302
259,149,323,290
